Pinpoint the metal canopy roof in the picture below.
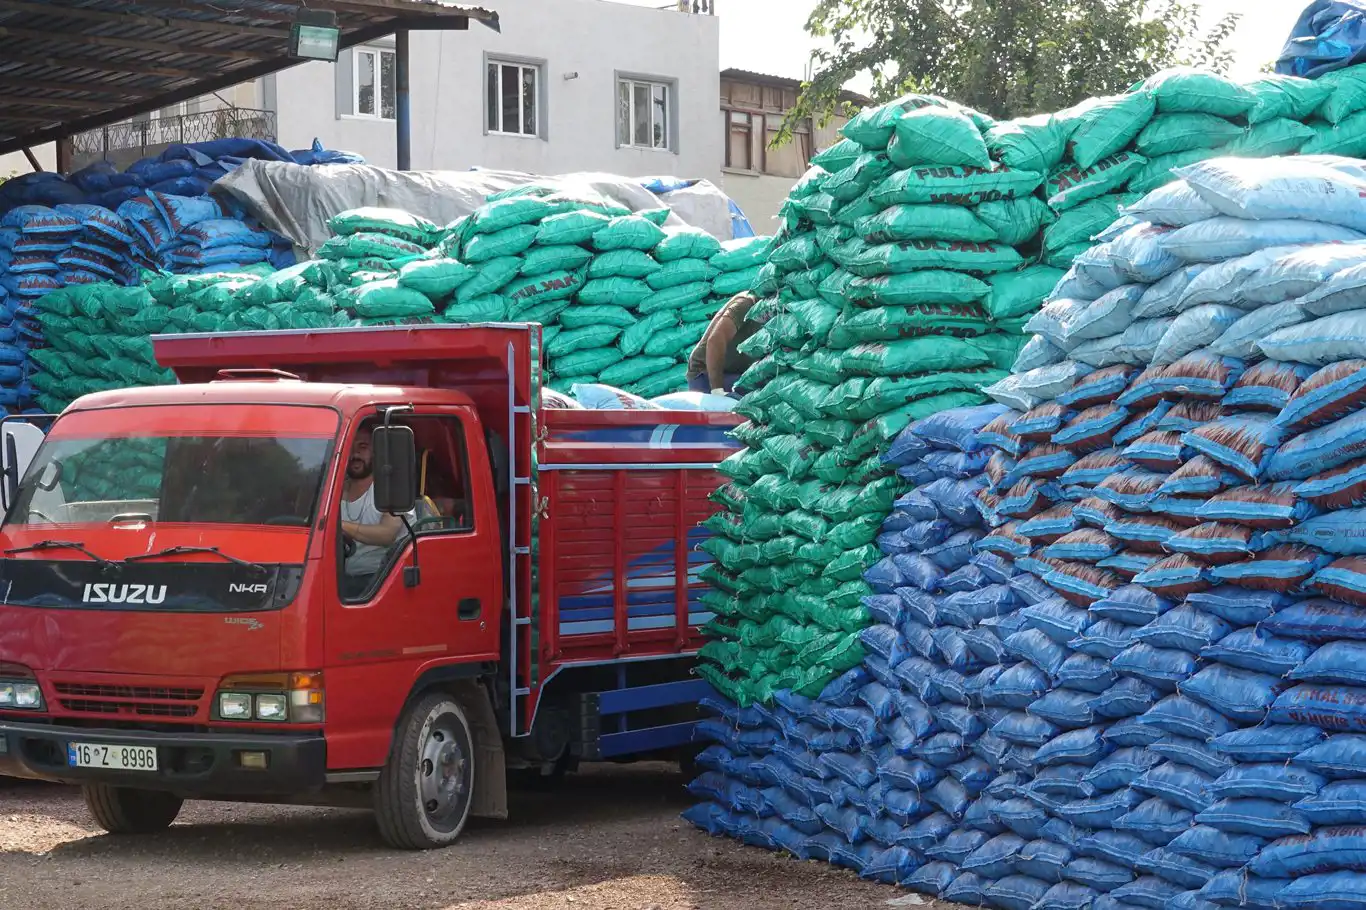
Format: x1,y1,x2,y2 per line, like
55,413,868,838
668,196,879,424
0,0,499,158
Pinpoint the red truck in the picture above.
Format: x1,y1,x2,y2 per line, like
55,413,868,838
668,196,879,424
0,324,739,849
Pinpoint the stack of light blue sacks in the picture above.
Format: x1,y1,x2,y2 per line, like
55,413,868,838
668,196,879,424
686,154,1366,910
0,138,360,413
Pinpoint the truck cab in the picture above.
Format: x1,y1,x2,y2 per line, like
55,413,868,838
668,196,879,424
0,324,739,849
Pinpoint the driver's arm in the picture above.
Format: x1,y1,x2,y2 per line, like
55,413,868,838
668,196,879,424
342,512,404,546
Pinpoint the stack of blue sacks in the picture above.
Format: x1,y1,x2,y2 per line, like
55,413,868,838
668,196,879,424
687,154,1366,910
0,138,358,412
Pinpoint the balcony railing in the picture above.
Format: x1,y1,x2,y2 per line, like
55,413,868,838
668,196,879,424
72,107,277,162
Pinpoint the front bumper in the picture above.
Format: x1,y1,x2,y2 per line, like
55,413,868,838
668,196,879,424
0,718,326,797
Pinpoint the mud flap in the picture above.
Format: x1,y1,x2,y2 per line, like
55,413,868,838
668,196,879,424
452,680,508,820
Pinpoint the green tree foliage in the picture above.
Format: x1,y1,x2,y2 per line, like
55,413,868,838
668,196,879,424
782,0,1242,141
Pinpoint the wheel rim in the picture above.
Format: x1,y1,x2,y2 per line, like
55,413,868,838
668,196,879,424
418,713,468,830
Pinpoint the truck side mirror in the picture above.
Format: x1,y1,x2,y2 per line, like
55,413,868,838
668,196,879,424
1,421,45,512
371,424,417,515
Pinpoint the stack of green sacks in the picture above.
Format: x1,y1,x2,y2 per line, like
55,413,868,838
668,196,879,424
694,100,1060,706
408,187,771,398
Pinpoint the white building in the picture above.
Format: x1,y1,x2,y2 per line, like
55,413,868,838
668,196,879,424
261,0,721,179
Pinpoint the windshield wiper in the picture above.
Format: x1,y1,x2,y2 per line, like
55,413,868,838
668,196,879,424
124,545,269,578
5,539,118,571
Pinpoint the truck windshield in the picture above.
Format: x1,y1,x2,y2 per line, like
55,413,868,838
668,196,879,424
6,404,337,528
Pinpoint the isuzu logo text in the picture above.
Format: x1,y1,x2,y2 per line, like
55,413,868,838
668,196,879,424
81,584,167,605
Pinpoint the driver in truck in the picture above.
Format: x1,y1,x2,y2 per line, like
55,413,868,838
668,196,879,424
339,423,413,598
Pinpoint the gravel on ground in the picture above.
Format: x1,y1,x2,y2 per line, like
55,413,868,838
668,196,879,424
0,765,938,910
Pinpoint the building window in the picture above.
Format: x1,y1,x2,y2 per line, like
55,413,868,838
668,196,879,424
354,46,396,119
487,61,539,136
617,77,670,150
725,110,753,170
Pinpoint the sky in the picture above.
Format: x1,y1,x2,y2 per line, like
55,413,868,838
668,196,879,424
611,0,1305,87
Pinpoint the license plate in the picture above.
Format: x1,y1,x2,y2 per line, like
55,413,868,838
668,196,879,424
67,742,158,772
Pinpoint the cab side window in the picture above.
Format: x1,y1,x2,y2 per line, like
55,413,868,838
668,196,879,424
411,416,475,535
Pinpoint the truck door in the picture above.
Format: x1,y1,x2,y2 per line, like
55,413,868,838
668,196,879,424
324,410,501,769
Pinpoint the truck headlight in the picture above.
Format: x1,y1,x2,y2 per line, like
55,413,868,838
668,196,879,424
218,692,253,720
255,694,288,721
0,681,43,710
212,671,324,723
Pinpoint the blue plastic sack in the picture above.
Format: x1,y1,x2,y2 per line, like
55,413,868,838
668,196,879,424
1203,628,1312,677
1056,653,1118,694
1195,798,1312,837
1036,725,1111,767
1036,882,1101,910
1298,780,1366,825
1181,665,1282,724
1162,216,1366,263
1280,871,1366,910
993,710,1061,747
1139,695,1236,739
1293,641,1366,685
1169,825,1267,870
1093,678,1162,719
1138,847,1218,888
1111,875,1184,910
1265,598,1366,641
1211,725,1324,765
1198,869,1291,910
1064,855,1135,890
985,874,1053,910
905,859,957,896
1074,829,1151,867
1113,643,1199,691
1298,735,1366,779
1115,796,1196,845
1071,619,1139,660
1209,763,1325,803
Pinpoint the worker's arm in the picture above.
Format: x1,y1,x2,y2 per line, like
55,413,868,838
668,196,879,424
704,315,739,392
341,512,405,547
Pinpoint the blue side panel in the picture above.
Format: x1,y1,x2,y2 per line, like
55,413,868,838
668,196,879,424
597,721,699,759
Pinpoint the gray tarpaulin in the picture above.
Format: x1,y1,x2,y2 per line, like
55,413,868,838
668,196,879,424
214,161,737,256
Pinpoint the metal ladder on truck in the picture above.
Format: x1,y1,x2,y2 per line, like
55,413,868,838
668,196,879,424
504,339,537,740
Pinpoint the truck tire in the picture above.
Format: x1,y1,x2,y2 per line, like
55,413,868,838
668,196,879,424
375,692,475,849
82,784,182,834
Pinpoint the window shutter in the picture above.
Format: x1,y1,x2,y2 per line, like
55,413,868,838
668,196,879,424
335,51,355,117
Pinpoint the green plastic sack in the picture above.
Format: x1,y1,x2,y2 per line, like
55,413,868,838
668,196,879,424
462,223,539,263
1136,112,1244,157
1141,68,1253,117
468,196,558,235
328,207,438,245
825,369,1004,420
1302,114,1366,157
553,347,621,376
1044,193,1136,252
508,297,573,325
841,93,953,150
318,231,427,261
824,152,896,202
547,327,623,358
889,105,990,168
713,265,763,297
619,309,683,356
558,305,637,330
577,277,652,308
519,244,594,277
1126,147,1218,195
844,270,989,308
504,269,584,309
984,265,1066,321
1042,242,1091,269
785,261,836,300
599,356,674,387
787,192,838,226
1047,150,1146,209
832,191,881,228
639,281,713,316
974,196,1054,246
653,227,723,262
588,249,660,280
827,302,990,348
1060,91,1157,170
811,138,863,172
711,236,774,271
456,256,523,303
1244,74,1332,124
870,164,1045,208
341,279,435,319
591,215,666,252
643,322,706,358
1319,67,1366,123
858,204,997,243
841,238,1024,277
536,210,611,246
398,258,476,298
971,331,1029,370
125,306,174,334
842,337,992,376
985,113,1068,173
445,293,510,322
630,364,688,399
769,233,824,272
646,258,718,290
1223,118,1314,156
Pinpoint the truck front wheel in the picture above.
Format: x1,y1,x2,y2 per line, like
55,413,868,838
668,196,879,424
375,692,475,849
82,784,182,834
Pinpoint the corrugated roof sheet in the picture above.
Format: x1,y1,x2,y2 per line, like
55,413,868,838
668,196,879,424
0,0,499,157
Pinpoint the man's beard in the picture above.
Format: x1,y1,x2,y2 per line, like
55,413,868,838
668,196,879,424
348,458,372,479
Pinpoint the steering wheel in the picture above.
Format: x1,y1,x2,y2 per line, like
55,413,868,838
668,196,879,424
262,516,303,526
27,509,55,524
342,537,357,559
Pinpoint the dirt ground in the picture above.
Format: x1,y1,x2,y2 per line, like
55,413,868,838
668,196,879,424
0,765,935,910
